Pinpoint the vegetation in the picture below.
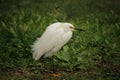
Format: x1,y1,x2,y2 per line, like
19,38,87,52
0,0,120,80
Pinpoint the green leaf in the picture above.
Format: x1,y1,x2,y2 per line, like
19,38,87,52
63,45,69,52
10,27,17,37
56,52,70,62
77,57,83,62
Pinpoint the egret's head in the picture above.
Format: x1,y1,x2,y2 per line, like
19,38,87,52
62,23,85,32
62,23,74,32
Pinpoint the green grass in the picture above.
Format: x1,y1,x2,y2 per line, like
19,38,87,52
0,0,120,80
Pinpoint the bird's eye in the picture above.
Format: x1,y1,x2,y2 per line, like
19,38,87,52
70,26,74,29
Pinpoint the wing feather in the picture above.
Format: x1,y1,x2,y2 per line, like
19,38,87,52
32,24,64,60
44,31,72,57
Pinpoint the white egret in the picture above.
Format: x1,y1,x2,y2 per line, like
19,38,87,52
32,22,84,60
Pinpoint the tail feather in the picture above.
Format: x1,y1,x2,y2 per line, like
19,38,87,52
33,52,43,60
31,38,43,60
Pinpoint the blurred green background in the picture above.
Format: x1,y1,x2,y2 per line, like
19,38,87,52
0,0,120,80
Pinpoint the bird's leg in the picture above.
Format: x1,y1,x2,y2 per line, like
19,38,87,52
50,56,63,77
51,55,55,73
39,57,45,74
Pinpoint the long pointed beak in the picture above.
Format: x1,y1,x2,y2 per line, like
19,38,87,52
74,28,85,31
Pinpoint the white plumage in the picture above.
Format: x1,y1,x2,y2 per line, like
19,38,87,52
32,22,75,60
